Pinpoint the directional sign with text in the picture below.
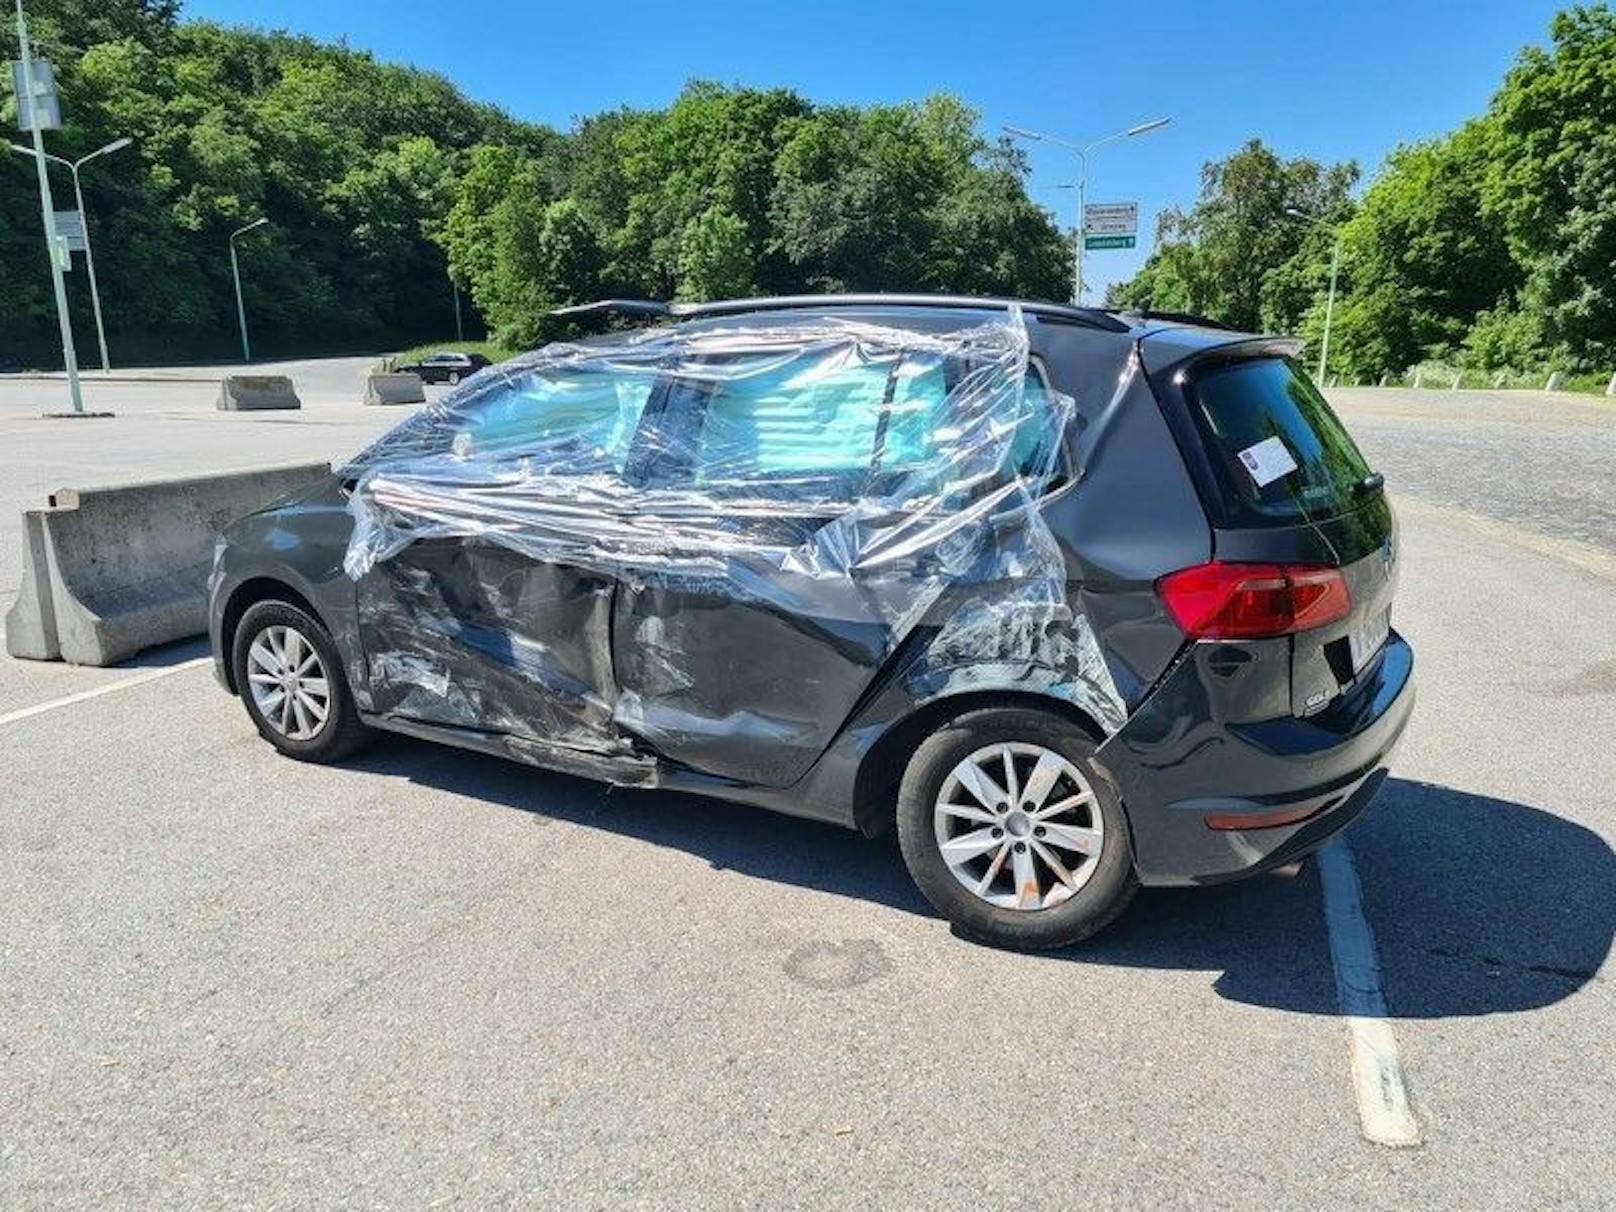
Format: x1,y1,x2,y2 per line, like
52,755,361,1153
1083,201,1137,251
1083,201,1138,236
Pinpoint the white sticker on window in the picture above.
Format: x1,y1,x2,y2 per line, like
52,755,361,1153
1237,436,1299,487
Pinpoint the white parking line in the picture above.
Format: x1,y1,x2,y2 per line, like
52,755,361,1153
1317,837,1423,1147
0,657,211,728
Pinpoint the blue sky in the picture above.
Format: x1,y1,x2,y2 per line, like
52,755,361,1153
183,0,1567,296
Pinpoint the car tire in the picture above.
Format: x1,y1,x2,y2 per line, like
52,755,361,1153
896,706,1137,950
232,599,376,763
447,371,460,386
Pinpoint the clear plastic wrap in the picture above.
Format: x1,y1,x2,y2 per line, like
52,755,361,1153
340,309,1124,782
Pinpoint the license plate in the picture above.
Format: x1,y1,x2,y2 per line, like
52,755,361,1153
1348,608,1390,672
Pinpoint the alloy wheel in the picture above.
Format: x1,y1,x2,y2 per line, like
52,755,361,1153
246,624,332,742
932,741,1105,911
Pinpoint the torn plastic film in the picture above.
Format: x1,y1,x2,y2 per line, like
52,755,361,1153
340,310,1126,785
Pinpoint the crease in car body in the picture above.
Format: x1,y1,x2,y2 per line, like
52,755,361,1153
209,294,1414,948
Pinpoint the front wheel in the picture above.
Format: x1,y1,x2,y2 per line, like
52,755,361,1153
896,706,1137,950
447,370,461,386
232,599,376,763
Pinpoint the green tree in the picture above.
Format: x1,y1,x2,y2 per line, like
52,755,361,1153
1,5,535,362
1114,6,1616,380
1327,124,1517,377
1480,4,1616,368
676,207,754,301
1109,139,1356,333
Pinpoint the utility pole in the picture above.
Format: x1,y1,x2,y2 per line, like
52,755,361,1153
12,0,85,414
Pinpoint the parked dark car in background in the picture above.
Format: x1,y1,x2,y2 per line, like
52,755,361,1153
394,350,491,385
209,294,1413,950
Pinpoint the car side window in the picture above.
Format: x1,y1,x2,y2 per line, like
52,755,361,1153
1006,361,1068,490
677,352,1061,495
448,369,656,466
687,352,945,485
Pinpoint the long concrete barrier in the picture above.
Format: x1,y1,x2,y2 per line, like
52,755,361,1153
217,375,301,411
6,463,331,666
364,371,426,405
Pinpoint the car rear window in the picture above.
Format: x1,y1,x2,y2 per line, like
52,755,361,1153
1185,357,1372,522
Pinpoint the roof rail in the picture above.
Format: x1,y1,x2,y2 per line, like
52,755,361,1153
674,293,1127,331
549,293,1131,332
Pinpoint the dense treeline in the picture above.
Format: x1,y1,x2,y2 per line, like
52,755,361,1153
0,0,1066,364
0,0,546,362
1112,5,1616,381
436,87,1069,347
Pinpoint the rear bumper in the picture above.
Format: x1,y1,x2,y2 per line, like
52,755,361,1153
1098,630,1414,885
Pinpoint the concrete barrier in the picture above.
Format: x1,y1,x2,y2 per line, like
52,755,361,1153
364,371,426,406
217,375,301,411
6,463,331,666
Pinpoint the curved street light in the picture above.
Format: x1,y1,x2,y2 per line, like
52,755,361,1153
229,217,270,363
6,135,133,373
1004,117,1171,305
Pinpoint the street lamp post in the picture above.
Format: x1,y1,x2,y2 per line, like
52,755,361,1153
229,217,269,362
12,0,84,413
7,135,133,373
1285,207,1342,386
1004,116,1170,305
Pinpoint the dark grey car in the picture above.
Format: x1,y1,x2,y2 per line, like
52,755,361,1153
208,294,1413,949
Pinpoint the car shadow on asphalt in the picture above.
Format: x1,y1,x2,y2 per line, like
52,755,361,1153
351,738,1613,1020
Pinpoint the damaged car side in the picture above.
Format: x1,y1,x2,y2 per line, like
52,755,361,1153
209,295,1413,949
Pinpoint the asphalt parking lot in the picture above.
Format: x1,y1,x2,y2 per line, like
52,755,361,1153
2,371,1612,1206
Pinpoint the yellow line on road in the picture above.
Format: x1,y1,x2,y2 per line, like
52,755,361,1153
0,657,212,728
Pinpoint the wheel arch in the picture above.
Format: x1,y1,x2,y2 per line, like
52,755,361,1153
852,690,1108,837
219,577,325,694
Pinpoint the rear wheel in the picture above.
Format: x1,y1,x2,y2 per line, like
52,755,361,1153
447,370,461,386
897,707,1137,950
232,599,375,763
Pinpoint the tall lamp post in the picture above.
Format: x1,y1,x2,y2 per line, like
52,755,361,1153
1285,207,1341,386
1004,116,1170,305
7,135,132,373
12,0,84,413
229,217,269,363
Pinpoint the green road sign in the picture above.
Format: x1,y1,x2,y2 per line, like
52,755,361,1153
1084,234,1136,250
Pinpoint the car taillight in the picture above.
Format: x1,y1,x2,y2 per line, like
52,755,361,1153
1158,561,1351,639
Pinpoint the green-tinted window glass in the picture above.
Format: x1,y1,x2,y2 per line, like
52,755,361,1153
451,370,656,467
